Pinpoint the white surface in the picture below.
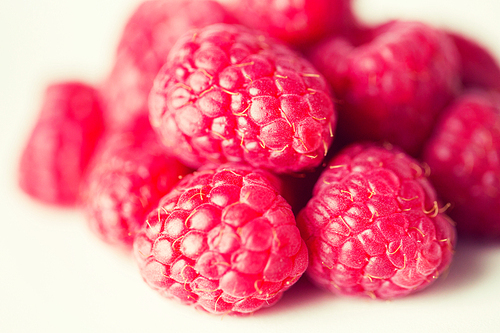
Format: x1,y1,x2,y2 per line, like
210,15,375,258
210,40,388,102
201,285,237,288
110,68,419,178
2,1,500,332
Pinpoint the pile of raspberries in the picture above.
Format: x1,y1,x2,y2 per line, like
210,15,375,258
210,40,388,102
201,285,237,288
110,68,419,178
19,0,500,316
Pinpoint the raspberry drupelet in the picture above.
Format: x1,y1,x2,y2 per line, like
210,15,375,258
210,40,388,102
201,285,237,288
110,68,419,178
133,163,308,315
309,20,461,156
423,90,500,238
101,0,234,129
149,23,336,174
82,117,191,250
297,143,456,299
19,82,104,206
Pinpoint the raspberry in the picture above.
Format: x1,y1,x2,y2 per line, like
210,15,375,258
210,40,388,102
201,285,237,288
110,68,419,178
423,90,500,238
82,117,191,250
297,143,456,299
149,23,336,174
226,0,354,47
133,163,308,315
19,82,104,206
447,31,500,91
309,20,461,155
102,0,234,128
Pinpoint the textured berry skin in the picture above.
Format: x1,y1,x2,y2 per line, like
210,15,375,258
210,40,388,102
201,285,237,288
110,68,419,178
149,23,336,174
19,82,104,206
297,144,456,299
309,20,461,155
82,117,191,250
447,32,500,91
423,91,500,238
133,163,308,315
227,0,354,47
101,0,234,128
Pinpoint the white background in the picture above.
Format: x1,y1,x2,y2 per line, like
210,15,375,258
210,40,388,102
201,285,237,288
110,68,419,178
2,0,500,332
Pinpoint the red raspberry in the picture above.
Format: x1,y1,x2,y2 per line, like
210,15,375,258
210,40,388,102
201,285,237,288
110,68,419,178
149,23,336,174
309,21,461,155
447,31,500,91
19,82,104,206
423,90,500,238
102,0,234,129
82,117,191,250
133,163,308,315
226,0,354,47
297,143,456,299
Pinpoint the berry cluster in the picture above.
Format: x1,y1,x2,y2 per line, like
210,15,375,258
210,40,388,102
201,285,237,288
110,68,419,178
18,0,500,316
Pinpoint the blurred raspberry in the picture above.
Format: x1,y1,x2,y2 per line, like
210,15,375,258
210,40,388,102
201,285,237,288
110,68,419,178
309,20,461,155
226,0,354,47
82,117,191,250
297,143,456,299
447,31,500,91
133,163,307,315
19,82,104,206
149,23,336,174
101,0,234,128
423,90,500,238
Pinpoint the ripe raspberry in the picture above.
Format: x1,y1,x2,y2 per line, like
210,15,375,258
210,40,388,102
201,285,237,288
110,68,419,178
297,143,456,299
102,0,234,128
226,0,354,47
423,90,500,238
82,117,191,250
447,31,500,91
149,23,336,174
19,82,104,206
133,163,308,315
309,20,461,155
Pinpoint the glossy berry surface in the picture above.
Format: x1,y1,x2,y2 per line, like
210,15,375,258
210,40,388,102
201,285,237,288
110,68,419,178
19,82,104,206
150,23,336,174
423,90,500,238
309,20,460,155
227,0,354,47
82,117,191,250
102,0,234,129
133,163,308,315
297,143,456,299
